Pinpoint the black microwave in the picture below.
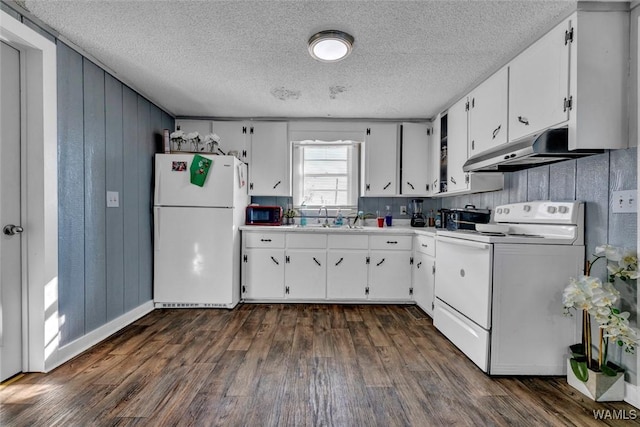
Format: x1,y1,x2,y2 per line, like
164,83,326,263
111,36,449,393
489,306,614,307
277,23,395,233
245,205,283,226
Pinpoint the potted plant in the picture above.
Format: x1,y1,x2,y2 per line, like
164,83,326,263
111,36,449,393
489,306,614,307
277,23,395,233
185,132,202,152
203,133,221,153
284,208,297,225
563,244,638,401
170,129,186,151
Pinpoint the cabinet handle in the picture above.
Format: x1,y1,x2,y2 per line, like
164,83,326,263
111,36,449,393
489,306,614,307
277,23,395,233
273,180,281,189
335,257,344,266
386,241,398,244
417,261,422,268
260,238,272,242
517,116,529,126
383,182,391,190
421,243,428,248
406,182,415,190
492,124,501,139
376,258,385,266
450,176,457,185
285,286,290,294
271,256,280,265
313,257,321,267
471,140,475,150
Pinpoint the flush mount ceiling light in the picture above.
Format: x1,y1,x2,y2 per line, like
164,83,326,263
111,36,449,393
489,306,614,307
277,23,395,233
308,30,354,62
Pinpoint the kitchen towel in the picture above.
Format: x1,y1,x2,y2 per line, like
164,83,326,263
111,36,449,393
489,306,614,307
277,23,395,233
190,154,212,187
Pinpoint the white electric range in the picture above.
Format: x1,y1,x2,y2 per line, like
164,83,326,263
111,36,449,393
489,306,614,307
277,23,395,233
433,201,584,375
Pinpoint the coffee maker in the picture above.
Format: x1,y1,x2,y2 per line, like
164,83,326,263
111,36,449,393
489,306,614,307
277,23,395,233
410,199,426,227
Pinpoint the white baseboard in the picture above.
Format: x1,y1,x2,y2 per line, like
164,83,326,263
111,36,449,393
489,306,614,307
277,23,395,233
45,301,155,372
625,381,640,409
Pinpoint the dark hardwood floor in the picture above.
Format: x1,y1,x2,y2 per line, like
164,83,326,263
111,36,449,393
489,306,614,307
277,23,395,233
2,304,639,426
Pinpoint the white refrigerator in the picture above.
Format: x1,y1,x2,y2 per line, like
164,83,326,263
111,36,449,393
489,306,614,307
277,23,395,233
153,154,248,308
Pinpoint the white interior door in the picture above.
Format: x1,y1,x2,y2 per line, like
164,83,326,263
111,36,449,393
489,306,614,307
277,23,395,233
0,41,23,382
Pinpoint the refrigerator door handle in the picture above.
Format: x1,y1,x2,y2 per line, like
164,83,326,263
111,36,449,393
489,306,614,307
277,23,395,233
154,207,160,251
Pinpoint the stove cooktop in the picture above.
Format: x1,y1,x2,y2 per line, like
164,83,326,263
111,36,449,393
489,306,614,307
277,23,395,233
436,228,580,245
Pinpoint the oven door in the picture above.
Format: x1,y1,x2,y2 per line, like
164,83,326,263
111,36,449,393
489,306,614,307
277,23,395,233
435,236,493,329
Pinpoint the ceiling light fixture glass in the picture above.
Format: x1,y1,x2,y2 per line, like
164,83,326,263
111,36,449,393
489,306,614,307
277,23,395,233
308,30,354,62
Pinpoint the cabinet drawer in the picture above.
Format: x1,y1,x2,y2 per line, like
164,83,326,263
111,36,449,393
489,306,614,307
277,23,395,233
286,233,327,249
244,232,285,248
369,235,412,250
328,234,368,250
415,235,435,256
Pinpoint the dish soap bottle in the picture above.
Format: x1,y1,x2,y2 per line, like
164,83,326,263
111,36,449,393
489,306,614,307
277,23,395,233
335,209,343,226
385,205,392,227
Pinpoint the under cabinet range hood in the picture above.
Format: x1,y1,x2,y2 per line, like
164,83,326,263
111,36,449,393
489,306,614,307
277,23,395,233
463,128,603,172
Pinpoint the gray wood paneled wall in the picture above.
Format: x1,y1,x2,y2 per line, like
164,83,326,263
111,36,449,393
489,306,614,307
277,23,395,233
57,42,174,345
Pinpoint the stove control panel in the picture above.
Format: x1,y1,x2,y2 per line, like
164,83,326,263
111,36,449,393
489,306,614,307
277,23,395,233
494,201,583,224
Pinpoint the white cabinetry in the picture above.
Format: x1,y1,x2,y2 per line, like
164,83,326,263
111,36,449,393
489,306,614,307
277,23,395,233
368,235,412,301
249,121,290,196
413,234,435,316
211,120,249,161
446,98,469,193
468,67,508,157
363,123,399,196
242,232,285,300
401,122,432,195
508,10,629,150
285,234,327,300
508,20,569,143
326,234,368,300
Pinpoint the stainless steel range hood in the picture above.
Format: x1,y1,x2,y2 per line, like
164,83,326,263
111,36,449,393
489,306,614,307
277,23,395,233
463,128,603,172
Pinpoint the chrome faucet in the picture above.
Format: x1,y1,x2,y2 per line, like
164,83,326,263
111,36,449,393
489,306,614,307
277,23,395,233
319,206,329,226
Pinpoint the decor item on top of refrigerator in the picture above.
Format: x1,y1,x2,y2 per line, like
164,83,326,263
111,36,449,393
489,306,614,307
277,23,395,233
153,153,248,308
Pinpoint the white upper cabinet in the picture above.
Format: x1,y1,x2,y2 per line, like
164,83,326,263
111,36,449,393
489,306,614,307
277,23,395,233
468,67,508,157
211,120,249,161
249,121,290,196
363,123,399,196
508,18,570,143
401,122,431,196
509,10,629,150
446,98,469,193
430,114,442,195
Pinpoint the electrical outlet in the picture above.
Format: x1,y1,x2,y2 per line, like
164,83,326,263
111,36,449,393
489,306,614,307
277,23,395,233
106,191,120,208
612,190,637,213
400,205,407,215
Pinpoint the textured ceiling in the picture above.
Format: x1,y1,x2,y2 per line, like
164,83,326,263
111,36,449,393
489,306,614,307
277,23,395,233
22,0,577,120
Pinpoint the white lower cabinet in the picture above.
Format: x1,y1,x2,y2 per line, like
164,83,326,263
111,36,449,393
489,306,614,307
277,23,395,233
243,248,285,299
413,234,436,316
327,250,368,299
368,251,412,300
285,250,327,299
242,230,415,302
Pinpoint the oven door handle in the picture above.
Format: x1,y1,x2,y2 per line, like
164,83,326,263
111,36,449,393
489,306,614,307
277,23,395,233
437,235,491,250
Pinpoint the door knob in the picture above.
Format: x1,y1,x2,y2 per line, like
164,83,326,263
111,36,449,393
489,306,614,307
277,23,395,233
3,225,23,236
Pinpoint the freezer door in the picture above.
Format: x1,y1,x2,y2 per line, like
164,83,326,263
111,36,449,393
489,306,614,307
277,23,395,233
155,154,241,207
154,206,236,306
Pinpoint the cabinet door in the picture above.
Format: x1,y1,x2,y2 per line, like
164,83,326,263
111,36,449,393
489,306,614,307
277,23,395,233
285,250,327,299
509,17,570,142
468,67,508,157
413,252,435,316
327,250,368,300
368,251,412,300
363,123,399,196
243,248,285,299
446,98,469,193
249,121,290,196
401,123,431,195
211,120,249,161
430,115,441,195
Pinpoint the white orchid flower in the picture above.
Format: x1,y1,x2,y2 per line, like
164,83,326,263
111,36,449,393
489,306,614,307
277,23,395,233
170,130,185,139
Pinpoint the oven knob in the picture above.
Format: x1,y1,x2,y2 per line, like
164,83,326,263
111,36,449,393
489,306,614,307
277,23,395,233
547,206,557,214
503,208,510,214
496,208,503,214
558,206,569,214
523,205,531,212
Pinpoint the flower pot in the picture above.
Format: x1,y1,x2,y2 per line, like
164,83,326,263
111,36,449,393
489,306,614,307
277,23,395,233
566,359,625,402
